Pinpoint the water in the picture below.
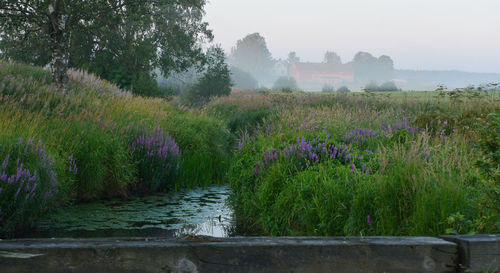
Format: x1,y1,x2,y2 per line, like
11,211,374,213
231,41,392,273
25,185,234,238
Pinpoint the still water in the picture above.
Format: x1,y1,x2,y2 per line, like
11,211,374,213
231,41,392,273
25,185,234,238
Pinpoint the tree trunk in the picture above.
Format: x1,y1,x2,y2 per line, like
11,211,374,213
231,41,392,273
48,1,69,89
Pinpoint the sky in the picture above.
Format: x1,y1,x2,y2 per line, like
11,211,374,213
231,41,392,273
204,0,500,73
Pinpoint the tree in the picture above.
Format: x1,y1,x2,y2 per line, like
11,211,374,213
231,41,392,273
379,81,399,91
272,76,298,92
187,46,232,103
324,51,341,65
0,0,212,91
229,33,274,83
230,66,258,90
287,51,300,64
337,86,351,93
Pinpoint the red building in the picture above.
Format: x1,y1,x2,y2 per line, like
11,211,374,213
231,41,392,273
289,62,354,88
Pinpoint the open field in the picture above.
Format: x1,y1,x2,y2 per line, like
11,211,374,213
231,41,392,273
0,62,498,237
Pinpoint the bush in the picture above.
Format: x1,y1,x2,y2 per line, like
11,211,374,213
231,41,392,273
272,76,298,92
379,81,400,91
336,86,351,93
364,81,380,92
321,84,335,93
230,66,259,90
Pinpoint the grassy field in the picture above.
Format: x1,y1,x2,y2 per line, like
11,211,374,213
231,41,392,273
0,62,498,237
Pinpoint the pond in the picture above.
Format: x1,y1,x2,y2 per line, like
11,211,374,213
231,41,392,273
24,185,234,238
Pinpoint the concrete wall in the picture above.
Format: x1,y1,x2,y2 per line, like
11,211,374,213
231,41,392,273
0,235,498,273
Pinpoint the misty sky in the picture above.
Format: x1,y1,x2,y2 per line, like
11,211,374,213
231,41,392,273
205,0,500,73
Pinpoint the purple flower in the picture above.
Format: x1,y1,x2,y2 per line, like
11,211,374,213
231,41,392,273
1,154,9,169
443,120,448,126
367,215,372,226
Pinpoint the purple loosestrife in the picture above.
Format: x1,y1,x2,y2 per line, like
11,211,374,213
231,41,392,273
1,137,60,232
253,135,366,177
130,128,181,191
343,128,378,145
382,118,423,135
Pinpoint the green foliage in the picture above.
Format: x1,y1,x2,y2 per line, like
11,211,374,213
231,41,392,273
321,84,335,93
337,86,351,93
229,33,274,81
272,76,298,92
230,66,259,90
184,46,232,104
0,0,213,94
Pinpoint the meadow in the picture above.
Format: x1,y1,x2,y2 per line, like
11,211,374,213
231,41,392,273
207,89,499,236
0,62,498,237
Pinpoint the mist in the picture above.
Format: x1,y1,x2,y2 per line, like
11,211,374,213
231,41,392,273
203,0,500,91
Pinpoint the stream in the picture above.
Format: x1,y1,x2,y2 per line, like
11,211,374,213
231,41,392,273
24,185,234,238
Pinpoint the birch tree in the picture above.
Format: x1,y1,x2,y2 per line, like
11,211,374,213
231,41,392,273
0,0,212,91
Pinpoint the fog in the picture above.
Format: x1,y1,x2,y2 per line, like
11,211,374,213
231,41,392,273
202,0,500,91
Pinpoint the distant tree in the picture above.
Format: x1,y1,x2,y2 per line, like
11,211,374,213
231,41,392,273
230,66,259,90
0,0,212,92
187,46,232,103
351,52,394,83
377,55,395,81
273,76,298,92
324,51,342,65
321,84,335,93
229,33,274,82
287,51,300,64
337,86,351,93
364,81,380,92
379,81,399,91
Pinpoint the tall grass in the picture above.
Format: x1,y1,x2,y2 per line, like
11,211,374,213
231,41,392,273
225,90,499,236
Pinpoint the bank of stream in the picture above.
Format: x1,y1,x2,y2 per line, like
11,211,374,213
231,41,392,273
23,185,233,238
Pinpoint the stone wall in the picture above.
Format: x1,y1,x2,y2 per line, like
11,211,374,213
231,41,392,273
0,235,498,273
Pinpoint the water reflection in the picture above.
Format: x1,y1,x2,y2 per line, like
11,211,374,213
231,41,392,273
25,185,233,238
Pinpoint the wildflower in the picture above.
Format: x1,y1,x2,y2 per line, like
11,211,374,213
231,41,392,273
1,154,9,169
443,120,448,126
367,215,372,226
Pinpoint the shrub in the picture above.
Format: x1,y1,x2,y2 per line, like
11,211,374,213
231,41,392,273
230,66,259,90
336,86,351,93
364,81,380,92
272,76,298,92
379,81,400,91
321,84,335,93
